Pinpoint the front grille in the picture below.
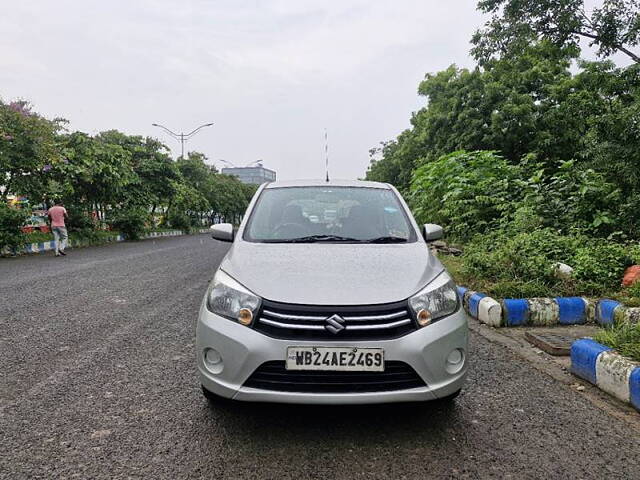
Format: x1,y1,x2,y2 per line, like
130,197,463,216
243,361,426,393
254,299,417,340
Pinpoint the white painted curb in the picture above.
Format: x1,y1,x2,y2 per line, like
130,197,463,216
477,297,502,327
595,350,640,403
2,228,211,256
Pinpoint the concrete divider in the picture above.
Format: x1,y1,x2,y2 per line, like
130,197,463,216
2,228,211,256
478,297,502,327
458,285,638,328
571,338,640,411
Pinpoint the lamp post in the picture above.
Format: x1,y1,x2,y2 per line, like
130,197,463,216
151,122,214,159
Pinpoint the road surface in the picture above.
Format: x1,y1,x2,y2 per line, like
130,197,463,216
1,235,638,479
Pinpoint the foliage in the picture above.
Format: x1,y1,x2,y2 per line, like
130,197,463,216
65,205,96,232
410,151,527,242
0,203,27,251
364,1,640,300
0,99,64,201
473,0,640,64
366,42,587,192
594,322,640,362
459,228,634,297
571,242,631,291
166,210,193,232
107,207,149,241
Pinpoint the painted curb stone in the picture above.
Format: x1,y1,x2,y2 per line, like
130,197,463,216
556,297,587,325
596,350,638,403
630,368,640,410
597,299,622,325
478,297,502,327
614,307,640,325
570,338,611,384
502,299,529,326
571,338,640,412
528,298,560,327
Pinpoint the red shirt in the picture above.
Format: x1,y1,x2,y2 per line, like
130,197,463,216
48,206,67,227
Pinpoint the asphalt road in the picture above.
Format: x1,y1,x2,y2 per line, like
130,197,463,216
1,235,639,479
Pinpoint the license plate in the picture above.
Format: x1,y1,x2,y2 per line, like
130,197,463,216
286,346,384,371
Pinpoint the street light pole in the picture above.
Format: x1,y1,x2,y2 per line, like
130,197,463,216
151,122,214,159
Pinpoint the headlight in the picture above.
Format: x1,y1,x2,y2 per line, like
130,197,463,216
206,270,261,326
408,274,459,327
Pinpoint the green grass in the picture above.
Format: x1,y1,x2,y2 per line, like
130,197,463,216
594,323,640,362
23,230,122,245
437,251,640,305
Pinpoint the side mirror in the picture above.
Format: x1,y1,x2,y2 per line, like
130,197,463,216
423,223,443,242
210,223,234,242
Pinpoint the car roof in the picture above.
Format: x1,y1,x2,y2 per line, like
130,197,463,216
263,179,391,189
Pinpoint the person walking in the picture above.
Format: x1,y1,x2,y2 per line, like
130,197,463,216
48,200,69,256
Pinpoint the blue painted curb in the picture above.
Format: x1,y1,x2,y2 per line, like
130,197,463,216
468,292,487,319
458,285,639,328
596,299,621,326
2,229,209,257
502,299,529,326
556,297,586,325
457,286,468,300
571,338,640,412
630,368,640,411
570,338,611,384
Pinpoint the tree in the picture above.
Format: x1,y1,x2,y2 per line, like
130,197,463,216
95,130,180,214
473,0,640,65
366,42,584,191
410,150,527,242
177,151,216,190
0,100,64,201
56,132,134,221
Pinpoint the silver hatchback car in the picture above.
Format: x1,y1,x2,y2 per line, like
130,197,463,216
196,180,468,404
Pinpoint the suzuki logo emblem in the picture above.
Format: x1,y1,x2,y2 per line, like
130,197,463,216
325,314,346,334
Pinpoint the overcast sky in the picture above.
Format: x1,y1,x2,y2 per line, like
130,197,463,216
2,1,486,180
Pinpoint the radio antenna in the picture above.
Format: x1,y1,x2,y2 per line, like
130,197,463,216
324,128,329,182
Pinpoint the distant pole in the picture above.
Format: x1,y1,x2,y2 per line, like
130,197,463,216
324,128,329,182
151,122,214,159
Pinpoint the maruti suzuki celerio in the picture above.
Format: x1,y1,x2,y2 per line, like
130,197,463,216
196,180,468,404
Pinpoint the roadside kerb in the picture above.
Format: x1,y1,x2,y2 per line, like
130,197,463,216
571,338,640,412
457,286,640,328
1,228,210,256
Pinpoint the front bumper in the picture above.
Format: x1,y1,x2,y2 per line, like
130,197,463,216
196,302,469,404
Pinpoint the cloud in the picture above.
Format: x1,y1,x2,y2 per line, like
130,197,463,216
0,0,483,179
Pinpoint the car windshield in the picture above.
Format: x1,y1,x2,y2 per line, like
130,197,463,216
243,186,416,243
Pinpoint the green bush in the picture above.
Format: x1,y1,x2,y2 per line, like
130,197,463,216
0,203,28,251
572,243,631,293
65,205,96,232
463,229,578,281
410,150,528,242
460,228,632,297
108,207,149,241
166,211,192,233
526,160,624,239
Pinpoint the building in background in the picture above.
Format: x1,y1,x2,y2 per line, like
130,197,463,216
221,165,276,185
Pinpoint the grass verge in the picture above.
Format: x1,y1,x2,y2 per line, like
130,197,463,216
437,252,640,307
594,323,640,362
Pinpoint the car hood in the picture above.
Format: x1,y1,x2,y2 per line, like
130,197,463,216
219,241,444,305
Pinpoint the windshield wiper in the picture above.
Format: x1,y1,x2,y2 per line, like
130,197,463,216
363,236,408,243
266,234,361,243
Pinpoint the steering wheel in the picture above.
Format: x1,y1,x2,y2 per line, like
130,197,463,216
273,222,307,238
